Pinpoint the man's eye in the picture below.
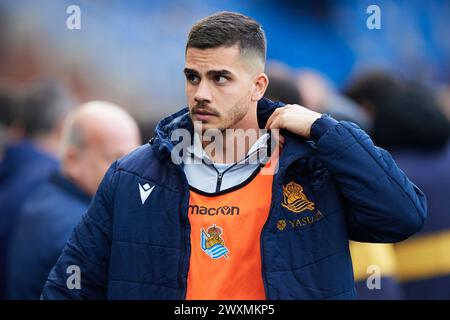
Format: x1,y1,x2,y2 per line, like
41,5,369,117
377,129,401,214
186,74,200,85
214,75,228,84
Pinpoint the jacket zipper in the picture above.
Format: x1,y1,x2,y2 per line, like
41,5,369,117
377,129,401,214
175,163,191,300
210,146,261,193
215,172,223,192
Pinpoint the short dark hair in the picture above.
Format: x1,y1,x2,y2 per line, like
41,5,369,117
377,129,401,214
0,91,17,128
186,11,266,64
20,80,73,138
265,73,302,105
345,71,450,150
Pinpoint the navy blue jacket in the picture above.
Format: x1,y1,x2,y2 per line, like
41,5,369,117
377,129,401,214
7,171,91,299
41,99,427,300
0,140,58,299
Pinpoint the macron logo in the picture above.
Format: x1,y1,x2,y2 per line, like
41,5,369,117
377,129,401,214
138,183,155,205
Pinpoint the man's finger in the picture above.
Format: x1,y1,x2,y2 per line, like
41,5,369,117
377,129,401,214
268,114,282,130
264,107,282,129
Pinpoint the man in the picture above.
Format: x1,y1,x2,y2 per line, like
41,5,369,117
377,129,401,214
42,12,426,300
296,70,372,131
0,82,70,299
264,69,302,106
7,101,141,299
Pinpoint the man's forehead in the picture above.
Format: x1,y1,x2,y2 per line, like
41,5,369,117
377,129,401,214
185,45,263,74
185,45,244,70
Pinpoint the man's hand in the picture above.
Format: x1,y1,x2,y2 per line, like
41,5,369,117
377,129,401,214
264,104,322,139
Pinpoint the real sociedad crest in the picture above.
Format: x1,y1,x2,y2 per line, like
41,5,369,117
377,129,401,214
282,181,315,213
200,224,229,259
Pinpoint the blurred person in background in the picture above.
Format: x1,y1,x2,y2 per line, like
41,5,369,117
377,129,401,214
0,81,72,299
264,71,303,105
264,63,372,131
346,72,450,299
437,84,450,122
343,73,406,299
346,72,450,151
296,70,372,132
7,101,141,299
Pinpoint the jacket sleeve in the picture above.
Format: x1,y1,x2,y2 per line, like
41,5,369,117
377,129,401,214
41,162,118,299
311,115,427,243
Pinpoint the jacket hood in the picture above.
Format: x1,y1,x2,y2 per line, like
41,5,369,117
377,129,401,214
150,98,315,164
151,98,285,157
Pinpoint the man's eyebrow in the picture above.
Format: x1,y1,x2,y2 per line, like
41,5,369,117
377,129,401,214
183,68,199,75
206,69,233,77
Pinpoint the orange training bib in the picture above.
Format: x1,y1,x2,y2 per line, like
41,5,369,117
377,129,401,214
186,153,278,300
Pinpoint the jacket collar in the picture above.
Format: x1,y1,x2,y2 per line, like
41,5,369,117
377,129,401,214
151,98,316,163
0,139,58,181
49,170,92,204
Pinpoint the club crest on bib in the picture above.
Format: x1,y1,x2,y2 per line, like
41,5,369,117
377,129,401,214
200,224,229,259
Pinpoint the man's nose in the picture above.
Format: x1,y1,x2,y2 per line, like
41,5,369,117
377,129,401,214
194,80,212,103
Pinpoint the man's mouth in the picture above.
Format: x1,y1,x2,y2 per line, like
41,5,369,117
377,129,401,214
193,109,218,120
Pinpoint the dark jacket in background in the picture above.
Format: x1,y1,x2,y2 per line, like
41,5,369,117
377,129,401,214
7,171,91,299
0,140,58,299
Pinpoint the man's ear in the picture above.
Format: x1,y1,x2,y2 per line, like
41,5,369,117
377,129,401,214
62,146,81,179
251,72,269,102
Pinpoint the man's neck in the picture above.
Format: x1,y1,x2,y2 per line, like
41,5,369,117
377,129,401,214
199,104,261,164
32,134,61,159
